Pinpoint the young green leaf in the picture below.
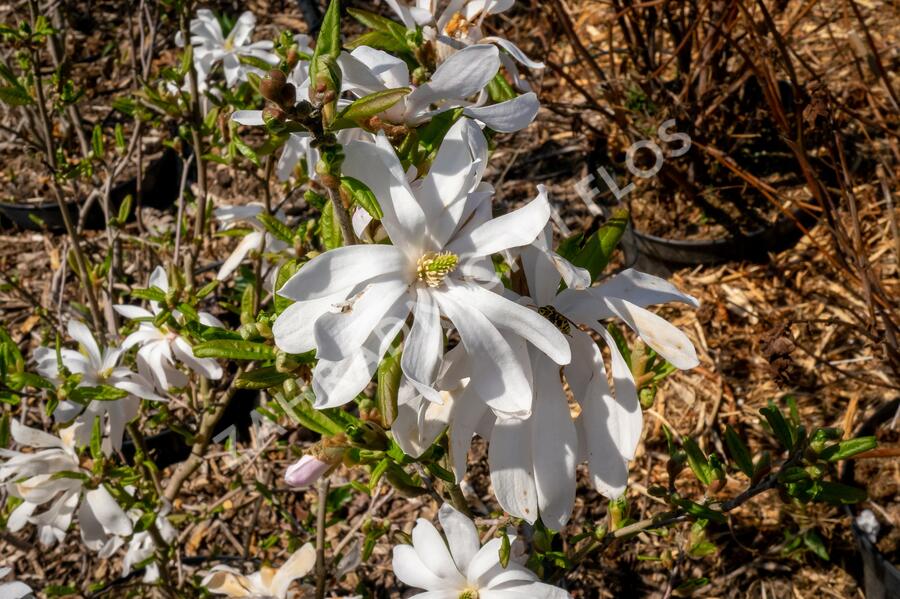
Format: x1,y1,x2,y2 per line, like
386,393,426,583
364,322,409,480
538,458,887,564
192,339,275,361
724,425,754,477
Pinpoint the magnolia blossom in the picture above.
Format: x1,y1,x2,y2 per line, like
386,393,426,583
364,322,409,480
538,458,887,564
122,505,176,583
393,504,570,598
214,204,290,281
115,267,224,393
393,221,699,528
386,0,543,90
203,543,315,598
339,44,538,131
0,422,132,549
176,10,278,88
33,320,165,454
273,119,569,414
0,568,32,599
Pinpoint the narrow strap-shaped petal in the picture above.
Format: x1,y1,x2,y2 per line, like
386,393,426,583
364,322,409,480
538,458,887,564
446,189,549,258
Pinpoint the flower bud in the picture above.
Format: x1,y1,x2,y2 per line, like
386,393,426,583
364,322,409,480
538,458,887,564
284,455,330,488
260,69,287,103
279,83,297,107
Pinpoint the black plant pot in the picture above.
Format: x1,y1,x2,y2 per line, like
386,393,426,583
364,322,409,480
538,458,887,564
0,148,184,232
629,205,820,265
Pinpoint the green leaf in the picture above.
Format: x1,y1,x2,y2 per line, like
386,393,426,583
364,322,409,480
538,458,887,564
340,87,410,123
240,285,256,326
276,394,344,436
319,200,343,250
671,497,726,523
192,339,275,361
70,385,129,403
682,438,713,487
803,529,830,560
341,176,383,219
724,425,754,477
130,286,166,303
235,367,292,390
376,349,402,428
232,136,260,166
562,209,628,282
499,530,511,568
487,72,517,103
347,8,408,39
346,30,408,54
812,481,867,505
257,213,294,244
91,124,105,159
117,194,132,224
0,85,32,106
309,0,342,86
274,260,301,314
90,415,102,460
760,400,794,451
818,436,877,462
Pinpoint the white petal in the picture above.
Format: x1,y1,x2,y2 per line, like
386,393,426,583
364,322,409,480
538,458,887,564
481,36,545,70
594,268,700,309
172,336,222,380
419,118,484,248
216,231,263,280
438,504,480,575
489,417,538,523
232,110,265,126
67,320,102,368
530,356,577,530
434,290,532,417
348,46,410,88
10,421,64,449
391,545,447,591
337,50,391,95
271,543,316,597
343,135,430,256
412,518,466,585
407,45,500,111
273,289,352,354
313,279,411,362
463,92,539,132
604,298,699,370
83,486,132,537
598,328,640,460
448,283,570,365
401,287,444,404
228,11,256,47
446,191,549,258
114,305,154,320
277,244,408,302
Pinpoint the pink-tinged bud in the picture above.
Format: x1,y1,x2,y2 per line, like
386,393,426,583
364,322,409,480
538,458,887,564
284,455,330,488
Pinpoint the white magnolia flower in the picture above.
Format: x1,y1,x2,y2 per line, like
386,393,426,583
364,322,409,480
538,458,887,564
33,320,165,455
273,119,570,415
0,421,132,550
339,44,538,131
122,504,176,583
393,504,570,598
115,267,224,393
176,9,278,88
386,0,543,90
0,568,33,599
214,203,290,281
202,543,315,598
394,219,700,528
492,239,698,526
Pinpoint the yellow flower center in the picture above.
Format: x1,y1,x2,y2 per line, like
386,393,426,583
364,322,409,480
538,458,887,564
445,12,470,37
459,590,479,599
538,305,572,335
416,251,459,287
